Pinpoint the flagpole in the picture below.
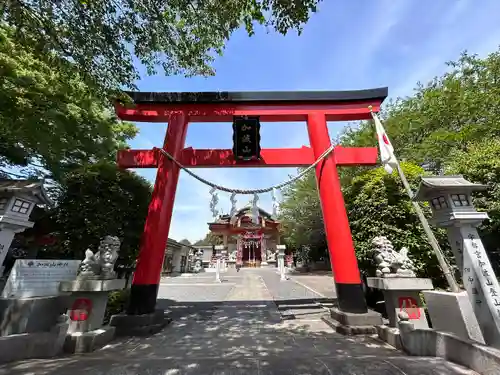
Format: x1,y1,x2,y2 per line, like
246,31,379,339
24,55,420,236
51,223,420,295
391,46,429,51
369,108,460,293
395,162,460,293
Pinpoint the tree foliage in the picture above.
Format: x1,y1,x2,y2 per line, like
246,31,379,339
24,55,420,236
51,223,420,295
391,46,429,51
446,139,500,269
36,163,152,263
194,232,223,246
341,50,500,172
279,163,451,285
0,25,137,179
343,163,451,284
2,0,322,91
279,170,326,261
280,48,500,285
343,49,500,259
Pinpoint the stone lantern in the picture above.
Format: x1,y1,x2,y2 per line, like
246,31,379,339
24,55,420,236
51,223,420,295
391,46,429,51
0,180,52,274
414,175,500,347
214,245,225,282
276,244,287,281
413,175,488,229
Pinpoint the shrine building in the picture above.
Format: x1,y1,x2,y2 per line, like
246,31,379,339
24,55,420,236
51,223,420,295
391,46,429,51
208,204,281,268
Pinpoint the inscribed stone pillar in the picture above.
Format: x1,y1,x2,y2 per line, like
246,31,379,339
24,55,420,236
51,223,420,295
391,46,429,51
449,225,500,347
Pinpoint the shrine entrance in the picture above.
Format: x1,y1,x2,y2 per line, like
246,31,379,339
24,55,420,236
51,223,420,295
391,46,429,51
115,88,388,316
241,234,261,268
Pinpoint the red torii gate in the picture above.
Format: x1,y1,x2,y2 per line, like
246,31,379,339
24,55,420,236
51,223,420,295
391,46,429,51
115,88,387,316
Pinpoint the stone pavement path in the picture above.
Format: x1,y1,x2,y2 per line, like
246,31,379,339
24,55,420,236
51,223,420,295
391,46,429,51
258,270,332,320
0,269,478,374
287,274,337,300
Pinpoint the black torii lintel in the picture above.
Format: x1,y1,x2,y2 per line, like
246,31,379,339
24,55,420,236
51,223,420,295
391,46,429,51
123,87,389,105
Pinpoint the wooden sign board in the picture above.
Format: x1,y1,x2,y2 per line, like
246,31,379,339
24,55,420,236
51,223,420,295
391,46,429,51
232,116,261,160
1,259,80,298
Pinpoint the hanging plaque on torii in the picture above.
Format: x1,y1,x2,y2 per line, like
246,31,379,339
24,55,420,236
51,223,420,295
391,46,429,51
233,116,261,161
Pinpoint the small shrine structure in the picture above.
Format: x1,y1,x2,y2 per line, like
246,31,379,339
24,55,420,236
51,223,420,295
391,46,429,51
208,204,281,268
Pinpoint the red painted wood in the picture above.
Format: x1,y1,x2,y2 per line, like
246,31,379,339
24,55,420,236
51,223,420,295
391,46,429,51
117,146,378,168
132,113,188,286
117,148,160,168
118,93,387,312
306,112,362,285
114,100,382,123
333,146,378,166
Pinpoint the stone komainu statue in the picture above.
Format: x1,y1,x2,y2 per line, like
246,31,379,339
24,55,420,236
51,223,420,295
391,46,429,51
77,236,121,279
371,236,416,278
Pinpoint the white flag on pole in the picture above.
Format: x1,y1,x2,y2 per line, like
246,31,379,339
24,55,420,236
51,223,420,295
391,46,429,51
371,110,398,174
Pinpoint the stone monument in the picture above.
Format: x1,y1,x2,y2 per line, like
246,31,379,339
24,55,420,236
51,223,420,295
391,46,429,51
414,175,495,345
367,236,433,330
0,257,79,363
59,236,126,353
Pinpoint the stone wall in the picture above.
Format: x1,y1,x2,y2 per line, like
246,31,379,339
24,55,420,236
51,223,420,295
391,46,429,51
0,295,68,335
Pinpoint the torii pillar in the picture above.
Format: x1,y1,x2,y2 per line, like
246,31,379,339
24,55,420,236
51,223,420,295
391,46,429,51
115,88,388,326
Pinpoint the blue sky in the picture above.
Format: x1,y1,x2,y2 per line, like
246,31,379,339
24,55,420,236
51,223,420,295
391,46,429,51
128,0,500,243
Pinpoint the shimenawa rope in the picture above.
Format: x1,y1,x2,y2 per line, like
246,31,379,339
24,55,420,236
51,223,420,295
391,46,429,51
156,144,335,194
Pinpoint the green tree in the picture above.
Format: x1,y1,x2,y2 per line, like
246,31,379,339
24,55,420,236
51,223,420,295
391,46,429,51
343,162,451,285
279,162,452,285
280,49,500,286
37,163,152,263
337,49,500,279
0,25,137,179
445,139,500,270
2,0,322,92
179,238,192,246
194,232,223,246
279,170,326,262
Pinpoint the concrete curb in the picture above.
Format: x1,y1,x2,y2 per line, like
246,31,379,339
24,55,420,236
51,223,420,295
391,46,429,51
0,320,68,364
321,315,378,335
399,321,500,375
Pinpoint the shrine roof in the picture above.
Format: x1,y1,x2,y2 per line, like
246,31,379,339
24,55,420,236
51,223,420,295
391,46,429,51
208,205,278,226
235,205,273,219
123,87,388,105
165,238,196,251
0,179,53,206
414,175,488,201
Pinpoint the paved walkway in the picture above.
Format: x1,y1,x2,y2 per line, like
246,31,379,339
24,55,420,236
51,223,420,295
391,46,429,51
287,274,337,299
0,269,477,374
